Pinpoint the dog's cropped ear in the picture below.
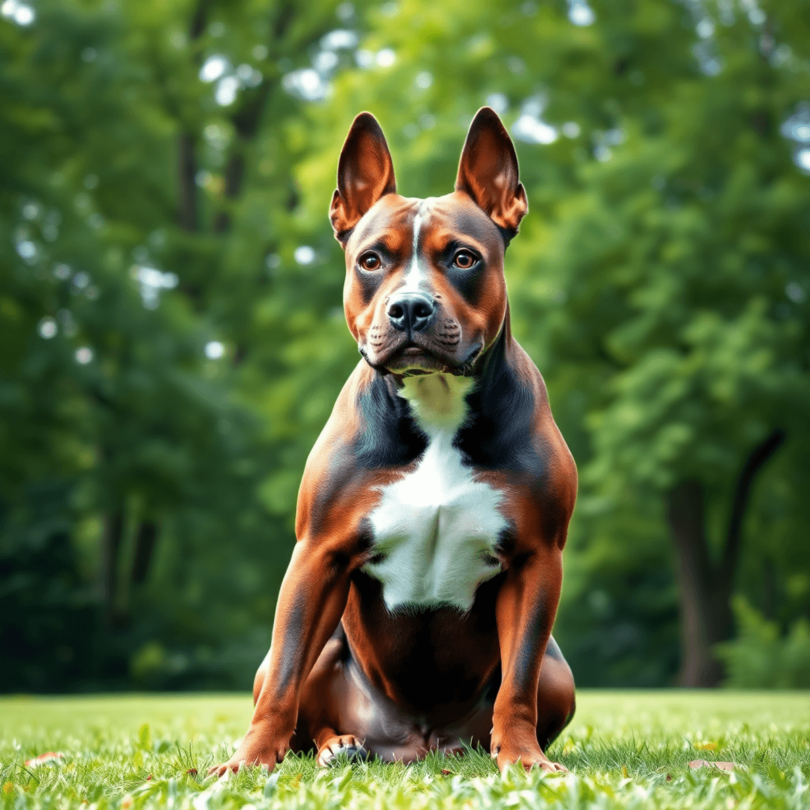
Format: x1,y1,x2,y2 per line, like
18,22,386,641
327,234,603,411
455,107,528,236
330,112,396,243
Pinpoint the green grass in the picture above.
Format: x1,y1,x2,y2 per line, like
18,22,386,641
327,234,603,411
2,692,809,808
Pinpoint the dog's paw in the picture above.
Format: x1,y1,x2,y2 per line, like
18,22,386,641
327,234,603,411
316,735,368,767
207,739,288,777
492,741,567,774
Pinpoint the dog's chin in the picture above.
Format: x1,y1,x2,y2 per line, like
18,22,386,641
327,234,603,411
384,348,450,376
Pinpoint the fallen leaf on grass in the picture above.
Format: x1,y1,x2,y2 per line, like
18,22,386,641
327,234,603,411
688,760,738,771
186,769,198,776
693,742,718,751
24,753,65,767
621,765,629,778
441,769,453,776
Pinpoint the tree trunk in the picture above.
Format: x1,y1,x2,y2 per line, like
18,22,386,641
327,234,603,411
667,429,785,686
131,520,160,585
176,2,208,232
177,133,198,232
99,509,125,628
667,480,727,686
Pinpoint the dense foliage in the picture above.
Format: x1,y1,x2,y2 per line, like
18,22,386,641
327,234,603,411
1,0,808,690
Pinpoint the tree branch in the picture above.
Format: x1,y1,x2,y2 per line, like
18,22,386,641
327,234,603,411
720,428,785,581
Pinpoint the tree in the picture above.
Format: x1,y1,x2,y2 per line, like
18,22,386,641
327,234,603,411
0,0,377,689
2,0,808,690
278,0,810,686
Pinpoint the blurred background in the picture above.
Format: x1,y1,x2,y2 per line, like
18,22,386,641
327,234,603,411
2,0,809,694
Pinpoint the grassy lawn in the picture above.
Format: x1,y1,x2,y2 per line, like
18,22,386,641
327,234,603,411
2,691,809,809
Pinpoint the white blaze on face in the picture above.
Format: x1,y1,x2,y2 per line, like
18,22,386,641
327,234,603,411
400,202,432,294
364,373,507,612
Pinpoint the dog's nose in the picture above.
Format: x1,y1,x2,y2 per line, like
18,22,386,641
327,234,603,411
387,292,436,333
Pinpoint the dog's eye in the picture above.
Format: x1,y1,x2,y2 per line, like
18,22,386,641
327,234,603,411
452,250,478,270
359,252,382,271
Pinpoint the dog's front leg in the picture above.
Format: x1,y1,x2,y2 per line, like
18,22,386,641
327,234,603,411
209,539,352,776
491,543,567,773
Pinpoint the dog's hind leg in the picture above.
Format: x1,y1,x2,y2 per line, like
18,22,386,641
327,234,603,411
292,624,369,766
252,651,270,705
535,635,576,751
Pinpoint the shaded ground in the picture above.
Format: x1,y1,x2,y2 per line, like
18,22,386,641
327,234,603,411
2,692,809,808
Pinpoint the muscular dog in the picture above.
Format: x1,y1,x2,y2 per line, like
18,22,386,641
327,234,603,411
210,107,577,776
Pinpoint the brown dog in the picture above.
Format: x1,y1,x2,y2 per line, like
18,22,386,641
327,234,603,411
210,107,577,776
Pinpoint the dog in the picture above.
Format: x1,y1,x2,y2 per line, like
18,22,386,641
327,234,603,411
210,107,577,776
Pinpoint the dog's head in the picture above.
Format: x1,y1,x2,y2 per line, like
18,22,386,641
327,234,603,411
330,108,527,376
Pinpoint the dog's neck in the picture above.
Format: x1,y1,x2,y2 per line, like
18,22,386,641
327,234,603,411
385,309,516,438
396,374,475,437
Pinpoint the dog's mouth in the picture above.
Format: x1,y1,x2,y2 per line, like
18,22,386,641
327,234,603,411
386,344,446,376
366,339,483,377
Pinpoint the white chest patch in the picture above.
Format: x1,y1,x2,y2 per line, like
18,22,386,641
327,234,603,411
363,374,507,612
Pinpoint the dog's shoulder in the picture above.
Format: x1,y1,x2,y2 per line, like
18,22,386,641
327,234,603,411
457,339,577,548
295,362,426,545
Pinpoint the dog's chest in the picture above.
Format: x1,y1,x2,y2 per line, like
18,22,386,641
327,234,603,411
363,378,507,612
